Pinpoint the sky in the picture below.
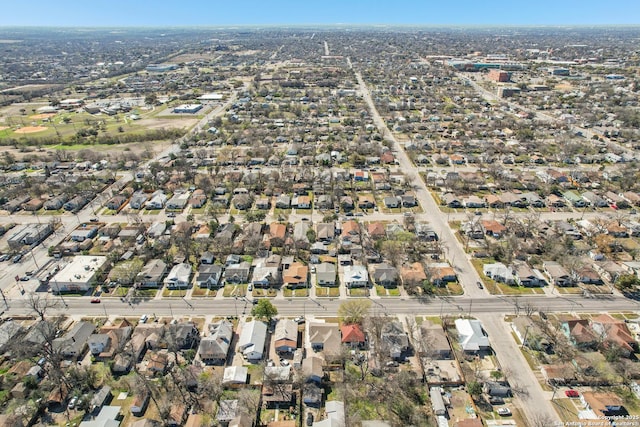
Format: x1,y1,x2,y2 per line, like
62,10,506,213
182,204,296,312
0,0,639,27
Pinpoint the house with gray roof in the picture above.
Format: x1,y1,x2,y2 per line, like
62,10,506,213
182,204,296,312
238,320,267,362
53,321,96,359
196,264,223,289
135,259,167,288
199,320,233,365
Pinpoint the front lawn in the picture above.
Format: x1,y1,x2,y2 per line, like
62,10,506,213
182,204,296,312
316,286,340,297
223,284,246,297
283,287,309,297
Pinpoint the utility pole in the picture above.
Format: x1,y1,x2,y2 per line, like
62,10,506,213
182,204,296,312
0,288,8,309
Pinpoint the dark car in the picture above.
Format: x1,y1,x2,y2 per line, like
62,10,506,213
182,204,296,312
306,413,314,426
476,281,483,289
90,298,101,304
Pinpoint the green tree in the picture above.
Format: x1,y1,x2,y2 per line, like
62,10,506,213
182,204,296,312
338,299,372,325
251,299,278,322
467,381,482,397
615,274,640,292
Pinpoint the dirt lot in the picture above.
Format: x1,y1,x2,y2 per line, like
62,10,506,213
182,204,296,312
14,126,48,134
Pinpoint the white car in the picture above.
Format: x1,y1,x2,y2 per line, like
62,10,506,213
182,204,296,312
497,408,511,416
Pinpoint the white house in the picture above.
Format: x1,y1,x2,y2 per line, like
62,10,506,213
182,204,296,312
237,320,267,362
343,265,369,288
454,319,490,353
164,263,192,289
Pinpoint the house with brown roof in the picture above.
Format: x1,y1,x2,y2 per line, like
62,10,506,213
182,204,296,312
561,319,598,350
541,362,578,386
274,319,298,353
428,263,457,286
308,322,341,359
341,324,366,348
358,195,376,209
401,262,427,287
581,391,626,418
484,194,504,209
481,219,507,238
591,314,637,355
189,189,207,208
367,222,386,239
267,222,287,247
283,262,308,289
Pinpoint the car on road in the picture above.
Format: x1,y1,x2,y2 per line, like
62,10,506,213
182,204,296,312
90,298,101,304
497,408,511,416
476,281,483,289
565,389,579,398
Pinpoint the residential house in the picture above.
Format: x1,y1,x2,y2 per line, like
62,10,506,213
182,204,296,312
308,322,341,358
168,322,199,350
561,319,598,350
302,356,324,384
224,261,251,283
146,191,167,210
199,320,233,365
512,260,544,287
316,222,335,242
53,321,96,360
216,400,239,426
135,259,167,288
196,264,223,289
483,262,516,285
454,319,490,353
222,366,248,388
129,191,149,210
343,265,369,288
400,262,427,287
283,262,308,289
367,222,386,239
164,263,192,289
275,194,291,209
274,319,298,353
381,322,410,360
383,196,401,209
316,263,337,286
543,261,572,287
166,191,191,210
429,263,457,286
341,324,366,349
0,321,24,353
251,261,280,289
481,220,507,238
79,405,121,427
44,194,68,210
238,320,268,362
371,263,399,288
591,314,637,356
563,191,587,208
582,191,608,208
106,195,127,211
314,401,345,427
581,392,626,418
189,189,207,208
418,321,451,359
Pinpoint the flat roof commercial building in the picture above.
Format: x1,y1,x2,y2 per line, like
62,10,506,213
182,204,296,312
51,255,107,292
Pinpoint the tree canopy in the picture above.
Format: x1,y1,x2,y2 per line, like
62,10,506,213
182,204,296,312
251,298,278,321
338,299,372,325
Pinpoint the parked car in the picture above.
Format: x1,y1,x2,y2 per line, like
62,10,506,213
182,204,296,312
565,389,579,398
68,396,78,410
497,408,511,416
0,254,9,262
294,316,305,324
12,254,23,263
306,413,314,426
